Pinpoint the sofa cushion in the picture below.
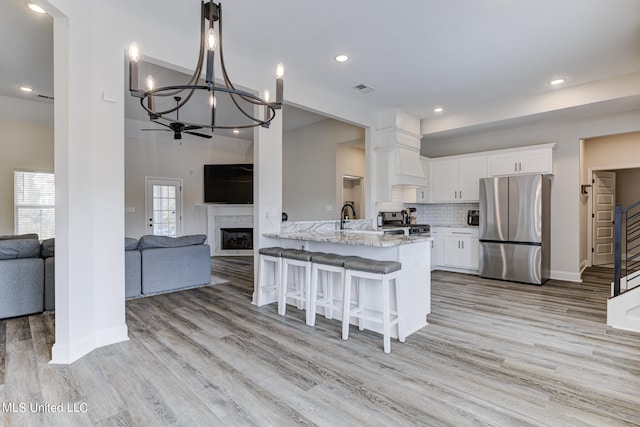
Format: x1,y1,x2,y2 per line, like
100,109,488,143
138,234,207,249
0,233,39,241
125,237,139,251
41,238,55,258
0,239,41,260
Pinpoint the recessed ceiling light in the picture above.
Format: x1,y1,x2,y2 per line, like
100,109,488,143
549,78,566,86
433,106,444,113
27,3,46,14
233,129,239,134
20,86,34,92
335,54,349,63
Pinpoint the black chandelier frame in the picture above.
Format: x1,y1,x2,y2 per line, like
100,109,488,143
128,1,282,131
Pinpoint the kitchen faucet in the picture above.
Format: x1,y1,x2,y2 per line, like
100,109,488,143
340,203,356,230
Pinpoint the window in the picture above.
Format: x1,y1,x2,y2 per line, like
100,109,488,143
14,170,55,239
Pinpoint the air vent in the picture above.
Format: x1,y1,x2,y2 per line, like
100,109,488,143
352,83,375,94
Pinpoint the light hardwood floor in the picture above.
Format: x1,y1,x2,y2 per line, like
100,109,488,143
1,258,639,426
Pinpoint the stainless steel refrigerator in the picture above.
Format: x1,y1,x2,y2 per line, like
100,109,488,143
479,174,551,285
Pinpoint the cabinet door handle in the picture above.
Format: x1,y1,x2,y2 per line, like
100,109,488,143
519,162,522,171
459,190,462,199
514,162,518,172
461,241,465,249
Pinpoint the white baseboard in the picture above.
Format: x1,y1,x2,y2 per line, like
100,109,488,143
50,324,129,365
550,269,582,283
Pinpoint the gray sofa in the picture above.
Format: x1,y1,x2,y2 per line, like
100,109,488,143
0,234,44,318
0,234,211,318
125,238,142,298
138,234,211,295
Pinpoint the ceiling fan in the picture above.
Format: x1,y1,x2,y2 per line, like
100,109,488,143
141,96,212,140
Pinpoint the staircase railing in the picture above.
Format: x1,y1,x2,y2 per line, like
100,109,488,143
613,200,640,296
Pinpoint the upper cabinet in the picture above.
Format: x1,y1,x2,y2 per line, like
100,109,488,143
488,145,554,176
415,157,430,202
431,155,487,202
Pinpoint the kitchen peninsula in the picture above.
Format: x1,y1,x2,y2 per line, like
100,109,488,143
262,221,432,339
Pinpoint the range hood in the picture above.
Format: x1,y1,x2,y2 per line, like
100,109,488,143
394,146,425,187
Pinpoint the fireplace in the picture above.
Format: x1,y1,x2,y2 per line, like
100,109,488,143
221,228,253,250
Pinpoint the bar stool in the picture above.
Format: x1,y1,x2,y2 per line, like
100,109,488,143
256,247,285,307
342,258,403,353
280,249,315,325
309,253,347,326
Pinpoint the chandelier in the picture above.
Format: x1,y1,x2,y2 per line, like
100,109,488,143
127,1,283,138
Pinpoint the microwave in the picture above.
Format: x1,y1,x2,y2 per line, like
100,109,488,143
467,210,479,226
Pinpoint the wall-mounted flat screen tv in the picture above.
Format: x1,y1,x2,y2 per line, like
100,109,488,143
204,163,253,204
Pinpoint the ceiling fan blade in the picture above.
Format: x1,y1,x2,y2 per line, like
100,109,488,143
184,130,212,139
183,125,202,131
140,128,171,132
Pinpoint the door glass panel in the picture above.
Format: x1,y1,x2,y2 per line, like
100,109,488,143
152,184,178,237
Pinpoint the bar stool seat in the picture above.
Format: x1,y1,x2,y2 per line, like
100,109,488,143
280,249,316,325
342,258,403,353
256,247,285,307
309,253,347,326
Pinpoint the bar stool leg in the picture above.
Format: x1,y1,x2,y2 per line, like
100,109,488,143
304,261,312,325
382,276,391,354
358,278,365,331
342,270,352,340
278,261,288,316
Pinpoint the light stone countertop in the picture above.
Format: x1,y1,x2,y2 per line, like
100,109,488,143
263,230,431,248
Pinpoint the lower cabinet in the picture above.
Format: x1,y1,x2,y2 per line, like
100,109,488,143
442,228,479,270
430,227,443,270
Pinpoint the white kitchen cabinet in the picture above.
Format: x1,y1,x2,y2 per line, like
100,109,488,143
430,227,443,270
416,186,429,203
415,157,430,203
489,147,553,176
431,156,487,202
442,228,479,270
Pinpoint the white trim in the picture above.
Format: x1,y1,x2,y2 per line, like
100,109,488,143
145,176,183,236
550,269,582,283
50,325,129,364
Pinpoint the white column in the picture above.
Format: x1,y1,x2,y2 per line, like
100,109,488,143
49,0,128,364
252,113,283,304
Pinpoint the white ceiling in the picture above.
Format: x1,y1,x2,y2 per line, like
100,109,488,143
2,0,640,140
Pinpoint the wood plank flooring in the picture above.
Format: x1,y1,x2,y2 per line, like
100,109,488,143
1,259,639,426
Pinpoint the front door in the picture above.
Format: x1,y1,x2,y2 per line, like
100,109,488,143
145,177,182,237
592,171,616,266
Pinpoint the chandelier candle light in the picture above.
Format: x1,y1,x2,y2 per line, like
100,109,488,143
128,0,283,137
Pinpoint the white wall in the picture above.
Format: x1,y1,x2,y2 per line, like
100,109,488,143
422,109,640,281
616,168,640,208
124,119,251,238
283,119,365,221
0,117,54,235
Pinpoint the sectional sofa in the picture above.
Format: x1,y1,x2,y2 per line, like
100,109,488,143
0,234,212,319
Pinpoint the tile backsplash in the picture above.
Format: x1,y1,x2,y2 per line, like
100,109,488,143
407,202,479,226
